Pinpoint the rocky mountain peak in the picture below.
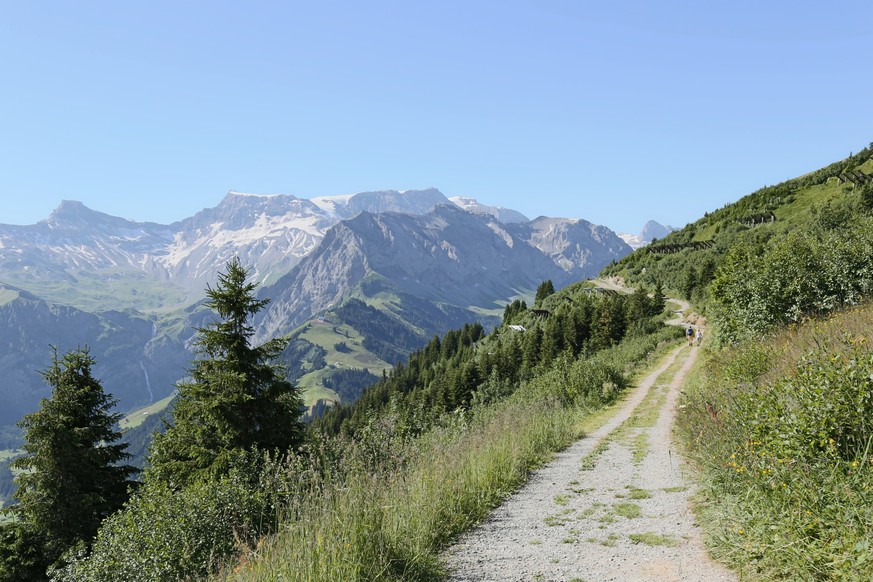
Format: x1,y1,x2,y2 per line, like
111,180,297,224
640,220,675,242
44,200,104,227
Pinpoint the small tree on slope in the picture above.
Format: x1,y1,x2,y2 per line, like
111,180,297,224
147,257,304,488
0,347,134,581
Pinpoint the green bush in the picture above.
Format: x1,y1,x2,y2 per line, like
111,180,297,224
53,454,284,582
526,355,622,406
711,216,873,343
735,337,873,471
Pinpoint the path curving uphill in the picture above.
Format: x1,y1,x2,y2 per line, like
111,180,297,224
444,318,734,581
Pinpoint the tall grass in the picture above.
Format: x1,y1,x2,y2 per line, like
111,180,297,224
226,393,578,581
223,327,681,581
678,302,873,580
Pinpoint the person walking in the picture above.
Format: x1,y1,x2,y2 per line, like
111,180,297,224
695,328,703,346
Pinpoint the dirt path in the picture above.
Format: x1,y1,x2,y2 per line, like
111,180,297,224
444,336,735,581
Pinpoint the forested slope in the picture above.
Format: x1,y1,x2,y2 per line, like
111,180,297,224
314,279,666,437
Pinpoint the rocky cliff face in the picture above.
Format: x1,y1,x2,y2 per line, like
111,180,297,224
159,192,335,288
509,217,632,276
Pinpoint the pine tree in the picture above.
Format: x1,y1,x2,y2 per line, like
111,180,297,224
0,347,134,580
148,258,304,488
534,280,555,305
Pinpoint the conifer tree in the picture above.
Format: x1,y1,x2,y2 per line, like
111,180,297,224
0,347,134,580
148,258,304,488
534,279,555,305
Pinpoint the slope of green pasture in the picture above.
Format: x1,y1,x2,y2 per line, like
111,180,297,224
119,394,175,430
292,318,391,407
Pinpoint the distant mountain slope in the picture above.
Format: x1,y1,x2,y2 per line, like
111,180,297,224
511,216,631,273
0,283,192,425
251,205,631,410
255,205,599,342
161,191,334,289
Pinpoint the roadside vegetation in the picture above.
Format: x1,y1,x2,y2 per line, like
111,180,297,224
223,313,681,580
679,304,873,580
606,146,873,579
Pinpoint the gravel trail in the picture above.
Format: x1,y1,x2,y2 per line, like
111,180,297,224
444,340,735,582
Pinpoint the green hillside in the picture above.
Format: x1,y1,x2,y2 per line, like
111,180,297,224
284,317,390,409
285,271,511,415
2,268,193,314
603,144,873,312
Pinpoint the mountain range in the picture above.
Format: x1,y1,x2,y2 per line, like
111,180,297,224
0,188,633,427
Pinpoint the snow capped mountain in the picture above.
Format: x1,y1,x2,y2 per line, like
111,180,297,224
159,191,335,288
1,188,633,309
449,196,530,224
0,200,174,286
618,220,677,250
255,205,603,342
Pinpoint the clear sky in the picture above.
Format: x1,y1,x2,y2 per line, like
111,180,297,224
2,1,872,234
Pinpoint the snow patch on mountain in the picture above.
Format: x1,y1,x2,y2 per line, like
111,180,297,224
310,194,355,216
450,196,529,224
618,220,676,249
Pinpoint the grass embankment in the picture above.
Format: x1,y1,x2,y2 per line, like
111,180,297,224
223,327,682,581
679,303,873,580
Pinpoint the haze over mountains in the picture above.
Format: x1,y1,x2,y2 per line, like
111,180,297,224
0,188,636,427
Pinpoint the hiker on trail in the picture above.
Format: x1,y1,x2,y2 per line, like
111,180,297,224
686,326,694,346
696,328,703,346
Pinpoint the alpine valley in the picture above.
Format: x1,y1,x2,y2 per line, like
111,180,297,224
0,188,633,435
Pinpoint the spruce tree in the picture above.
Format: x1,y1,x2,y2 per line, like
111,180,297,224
148,257,304,488
0,347,134,580
534,279,555,305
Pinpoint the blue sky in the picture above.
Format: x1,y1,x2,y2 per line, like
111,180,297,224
2,1,871,233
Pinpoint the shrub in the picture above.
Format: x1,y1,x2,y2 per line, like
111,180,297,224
735,336,873,472
54,454,285,582
679,307,873,579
